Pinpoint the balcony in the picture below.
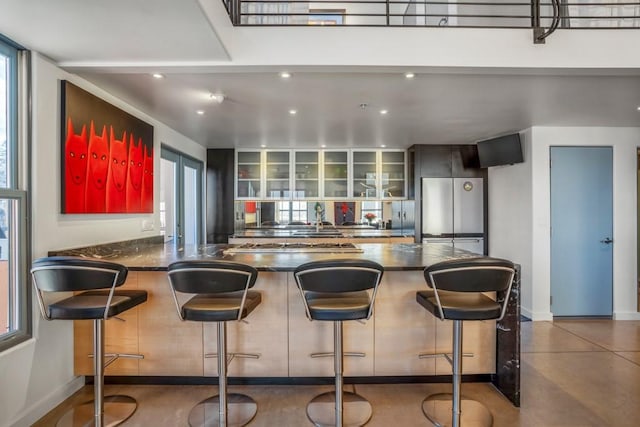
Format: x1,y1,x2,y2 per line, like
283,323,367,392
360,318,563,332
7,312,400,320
222,0,640,42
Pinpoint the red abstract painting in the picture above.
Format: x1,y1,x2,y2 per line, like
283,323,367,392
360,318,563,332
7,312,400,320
61,81,154,213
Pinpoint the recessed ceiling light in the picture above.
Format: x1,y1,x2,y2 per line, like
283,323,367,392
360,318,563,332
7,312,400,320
280,71,291,79
152,73,164,79
321,144,327,148
289,109,297,115
637,106,640,111
380,109,388,115
381,144,386,148
196,110,204,115
210,93,225,103
405,72,415,79
261,144,267,148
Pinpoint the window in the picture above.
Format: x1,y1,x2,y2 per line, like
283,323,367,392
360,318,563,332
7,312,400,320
361,201,382,225
276,201,308,224
0,35,30,352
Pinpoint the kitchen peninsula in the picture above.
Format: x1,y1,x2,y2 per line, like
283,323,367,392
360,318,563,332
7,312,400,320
50,237,520,407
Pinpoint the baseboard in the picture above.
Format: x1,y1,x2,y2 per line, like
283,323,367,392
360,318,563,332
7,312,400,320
521,307,553,321
521,307,533,319
613,311,640,320
9,376,84,427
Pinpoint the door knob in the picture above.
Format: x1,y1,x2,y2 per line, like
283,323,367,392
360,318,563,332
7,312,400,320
600,237,613,244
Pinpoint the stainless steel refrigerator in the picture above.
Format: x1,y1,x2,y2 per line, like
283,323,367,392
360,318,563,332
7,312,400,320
390,200,415,236
421,177,484,254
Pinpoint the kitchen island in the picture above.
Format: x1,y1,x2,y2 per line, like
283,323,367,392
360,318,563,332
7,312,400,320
50,238,520,406
229,227,415,244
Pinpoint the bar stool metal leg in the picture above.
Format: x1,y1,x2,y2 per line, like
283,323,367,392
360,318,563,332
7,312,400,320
422,320,493,427
306,321,373,427
188,322,257,427
56,319,137,427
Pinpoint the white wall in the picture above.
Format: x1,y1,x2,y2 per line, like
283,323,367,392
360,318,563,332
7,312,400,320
530,127,639,321
491,126,640,321
488,128,533,317
0,52,206,427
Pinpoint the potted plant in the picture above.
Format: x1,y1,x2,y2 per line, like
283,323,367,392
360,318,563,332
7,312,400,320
364,212,376,225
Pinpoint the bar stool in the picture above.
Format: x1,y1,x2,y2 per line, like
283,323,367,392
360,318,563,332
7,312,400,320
294,259,384,427
167,260,261,427
31,256,147,427
416,257,515,427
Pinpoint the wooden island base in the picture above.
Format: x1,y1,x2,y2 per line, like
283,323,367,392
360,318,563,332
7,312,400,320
75,271,496,378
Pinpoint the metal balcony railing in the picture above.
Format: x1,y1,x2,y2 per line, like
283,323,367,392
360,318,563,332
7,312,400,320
222,0,640,42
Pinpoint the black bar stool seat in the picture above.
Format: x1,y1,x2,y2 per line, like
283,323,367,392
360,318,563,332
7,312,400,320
47,289,148,320
417,257,515,427
294,259,384,427
168,260,261,427
416,290,503,320
31,256,147,427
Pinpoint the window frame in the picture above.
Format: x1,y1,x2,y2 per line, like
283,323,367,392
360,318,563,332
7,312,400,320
0,36,31,353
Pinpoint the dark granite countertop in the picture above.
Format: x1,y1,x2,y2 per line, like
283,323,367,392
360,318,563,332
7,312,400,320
49,239,477,272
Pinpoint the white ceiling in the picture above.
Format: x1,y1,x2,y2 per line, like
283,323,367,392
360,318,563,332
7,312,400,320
2,0,640,149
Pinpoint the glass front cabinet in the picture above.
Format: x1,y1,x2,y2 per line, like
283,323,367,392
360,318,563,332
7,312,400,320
380,150,406,198
351,150,406,199
236,151,262,198
235,149,405,200
293,151,319,198
265,151,291,198
322,150,349,199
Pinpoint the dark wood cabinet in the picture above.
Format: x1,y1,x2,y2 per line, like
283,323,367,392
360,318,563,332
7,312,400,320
206,149,235,243
409,145,487,245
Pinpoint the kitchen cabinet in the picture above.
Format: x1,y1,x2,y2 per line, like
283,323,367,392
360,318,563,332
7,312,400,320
288,277,374,377
381,150,406,198
410,145,487,245
322,150,349,198
388,200,415,234
352,150,378,198
235,149,406,200
352,150,406,199
265,150,291,198
374,271,495,376
205,272,289,377
207,149,235,243
74,270,495,378
74,272,142,376
293,151,320,198
236,151,262,198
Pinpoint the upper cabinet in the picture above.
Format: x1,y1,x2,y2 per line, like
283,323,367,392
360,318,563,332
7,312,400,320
265,151,291,198
380,150,406,199
236,151,262,198
236,149,406,200
322,150,349,199
352,150,406,199
352,151,377,198
293,151,320,198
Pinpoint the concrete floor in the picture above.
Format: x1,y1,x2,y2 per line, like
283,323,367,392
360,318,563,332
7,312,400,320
34,319,640,426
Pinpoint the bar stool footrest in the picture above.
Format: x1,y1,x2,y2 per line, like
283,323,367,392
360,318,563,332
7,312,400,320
422,393,493,427
306,391,372,427
56,395,137,427
188,393,257,427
